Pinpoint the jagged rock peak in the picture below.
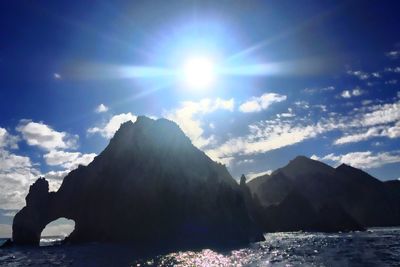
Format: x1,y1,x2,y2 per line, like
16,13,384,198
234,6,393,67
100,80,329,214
28,177,49,194
272,155,335,178
336,163,352,170
240,174,247,186
113,116,184,138
107,116,193,153
26,177,49,207
283,156,315,169
289,155,324,166
292,155,312,162
335,162,371,176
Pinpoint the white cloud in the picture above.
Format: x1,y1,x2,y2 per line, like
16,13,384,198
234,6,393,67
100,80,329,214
236,159,254,165
372,72,381,78
277,112,295,118
44,150,96,170
340,88,363,99
0,149,41,209
44,170,69,181
383,121,400,138
303,86,335,94
341,90,351,98
203,97,400,162
332,99,400,145
95,104,109,113
352,88,363,96
247,170,272,180
362,100,373,106
218,156,235,166
53,73,61,79
335,127,382,145
294,101,310,109
361,100,400,126
314,105,327,112
206,119,333,161
88,112,137,138
277,108,295,118
16,120,78,151
165,98,234,148
0,147,96,209
0,128,19,149
385,79,398,85
384,67,400,73
335,122,400,145
1,121,96,209
2,210,17,217
347,70,370,80
386,50,400,60
239,93,286,113
319,151,400,169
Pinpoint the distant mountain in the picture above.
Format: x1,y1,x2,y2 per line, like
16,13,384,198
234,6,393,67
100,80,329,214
247,156,400,231
12,116,262,249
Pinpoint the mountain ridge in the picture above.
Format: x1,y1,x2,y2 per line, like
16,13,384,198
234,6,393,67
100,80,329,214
247,155,400,231
12,116,262,248
8,116,400,249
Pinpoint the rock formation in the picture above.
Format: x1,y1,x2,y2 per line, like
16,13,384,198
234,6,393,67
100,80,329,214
12,117,400,247
247,156,400,231
13,116,262,248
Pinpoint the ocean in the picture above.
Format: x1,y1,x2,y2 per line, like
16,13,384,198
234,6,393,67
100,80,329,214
1,228,399,266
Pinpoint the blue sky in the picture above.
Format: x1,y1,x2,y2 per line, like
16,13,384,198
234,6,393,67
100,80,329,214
1,0,400,229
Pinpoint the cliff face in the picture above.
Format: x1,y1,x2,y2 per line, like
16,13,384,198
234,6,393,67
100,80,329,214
13,116,262,248
248,156,400,231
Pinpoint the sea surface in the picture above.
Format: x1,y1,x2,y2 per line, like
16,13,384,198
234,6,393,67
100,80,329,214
1,228,399,266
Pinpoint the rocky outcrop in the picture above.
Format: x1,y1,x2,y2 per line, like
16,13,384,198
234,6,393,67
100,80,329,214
248,156,400,231
13,118,398,246
248,190,364,232
13,178,58,245
13,116,262,248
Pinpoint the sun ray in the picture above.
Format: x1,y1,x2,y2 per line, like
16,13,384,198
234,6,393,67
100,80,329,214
225,5,341,63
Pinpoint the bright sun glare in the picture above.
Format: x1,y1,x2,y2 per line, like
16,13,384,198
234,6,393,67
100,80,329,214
182,56,216,89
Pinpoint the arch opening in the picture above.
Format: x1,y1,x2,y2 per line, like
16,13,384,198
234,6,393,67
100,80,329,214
40,218,75,246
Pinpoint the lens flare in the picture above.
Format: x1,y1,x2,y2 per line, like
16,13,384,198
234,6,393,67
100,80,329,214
182,56,216,89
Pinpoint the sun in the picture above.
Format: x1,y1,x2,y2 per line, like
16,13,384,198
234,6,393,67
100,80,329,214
182,56,216,89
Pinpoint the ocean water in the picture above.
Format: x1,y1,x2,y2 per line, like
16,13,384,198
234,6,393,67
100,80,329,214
1,228,399,266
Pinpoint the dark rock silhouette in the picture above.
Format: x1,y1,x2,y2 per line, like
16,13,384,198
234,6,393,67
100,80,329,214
248,156,400,231
255,191,321,232
0,238,13,248
12,117,400,247
13,116,262,248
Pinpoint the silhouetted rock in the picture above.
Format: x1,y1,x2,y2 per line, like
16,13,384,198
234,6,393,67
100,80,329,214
384,180,400,199
0,238,13,248
13,117,263,248
257,191,320,232
239,175,261,225
12,178,58,245
315,202,364,232
248,156,399,232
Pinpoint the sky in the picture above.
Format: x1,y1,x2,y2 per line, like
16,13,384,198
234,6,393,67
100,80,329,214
1,1,400,236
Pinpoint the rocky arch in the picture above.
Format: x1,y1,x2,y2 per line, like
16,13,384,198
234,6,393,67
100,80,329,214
12,178,73,245
11,118,264,248
41,217,75,238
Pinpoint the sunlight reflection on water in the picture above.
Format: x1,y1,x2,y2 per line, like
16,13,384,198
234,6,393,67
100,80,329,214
1,228,400,266
134,229,400,267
